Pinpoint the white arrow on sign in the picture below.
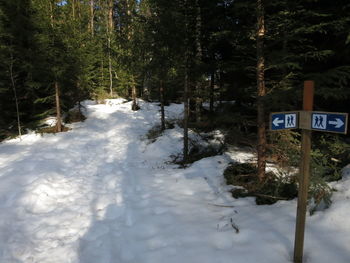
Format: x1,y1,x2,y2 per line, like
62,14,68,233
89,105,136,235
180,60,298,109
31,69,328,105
329,118,344,128
273,117,284,127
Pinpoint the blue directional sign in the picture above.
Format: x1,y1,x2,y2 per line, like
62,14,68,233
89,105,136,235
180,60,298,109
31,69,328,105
311,112,348,134
270,112,298,131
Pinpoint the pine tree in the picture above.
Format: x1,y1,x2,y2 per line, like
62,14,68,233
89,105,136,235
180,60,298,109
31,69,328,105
256,0,267,180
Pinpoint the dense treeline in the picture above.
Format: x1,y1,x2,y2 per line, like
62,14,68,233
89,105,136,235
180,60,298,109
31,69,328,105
0,1,349,138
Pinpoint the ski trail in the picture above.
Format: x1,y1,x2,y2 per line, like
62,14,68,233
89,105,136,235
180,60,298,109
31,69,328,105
4,100,348,263
0,100,249,263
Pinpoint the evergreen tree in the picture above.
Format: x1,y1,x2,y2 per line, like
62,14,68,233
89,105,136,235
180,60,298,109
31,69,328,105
0,0,36,136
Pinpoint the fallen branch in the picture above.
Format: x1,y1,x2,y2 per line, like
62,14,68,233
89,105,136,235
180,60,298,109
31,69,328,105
208,203,235,208
230,218,239,233
252,193,289,200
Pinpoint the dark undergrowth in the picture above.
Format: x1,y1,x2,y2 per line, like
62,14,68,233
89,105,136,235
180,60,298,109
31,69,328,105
224,163,298,205
64,109,86,123
172,142,225,167
144,121,175,144
36,125,70,134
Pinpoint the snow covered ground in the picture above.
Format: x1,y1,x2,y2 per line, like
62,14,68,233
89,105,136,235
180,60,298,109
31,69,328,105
0,100,350,263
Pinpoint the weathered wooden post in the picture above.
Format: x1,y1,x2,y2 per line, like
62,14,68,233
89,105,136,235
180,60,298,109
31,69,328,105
293,80,314,263
269,80,348,263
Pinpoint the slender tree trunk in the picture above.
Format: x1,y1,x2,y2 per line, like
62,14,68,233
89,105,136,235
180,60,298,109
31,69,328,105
55,81,62,132
101,56,104,92
127,0,132,40
89,0,94,37
72,0,76,19
256,0,267,180
77,0,82,19
107,0,114,97
195,0,202,123
143,73,150,101
49,0,54,27
183,0,189,162
50,1,61,133
282,21,288,79
78,101,82,115
108,36,113,97
108,0,114,31
9,55,21,136
160,80,165,131
209,71,215,113
218,71,223,107
131,79,138,111
127,0,139,110
183,68,189,162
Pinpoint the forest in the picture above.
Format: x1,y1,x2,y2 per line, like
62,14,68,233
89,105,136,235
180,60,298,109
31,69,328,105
1,0,349,187
0,1,350,262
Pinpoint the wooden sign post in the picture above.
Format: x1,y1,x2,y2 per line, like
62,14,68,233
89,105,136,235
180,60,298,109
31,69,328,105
270,81,348,263
293,80,314,263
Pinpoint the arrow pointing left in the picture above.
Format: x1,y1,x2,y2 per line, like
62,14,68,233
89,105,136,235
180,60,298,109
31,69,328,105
273,117,284,127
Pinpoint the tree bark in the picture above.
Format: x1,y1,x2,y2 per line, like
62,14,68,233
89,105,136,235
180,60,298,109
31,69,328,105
55,81,62,132
183,68,189,162
72,0,76,19
183,0,189,162
89,0,94,36
209,71,215,113
127,0,139,110
194,0,202,123
108,0,114,31
107,0,114,97
108,36,113,97
256,0,267,180
49,0,54,27
160,80,165,131
101,55,104,93
9,54,21,136
127,0,132,40
131,80,138,111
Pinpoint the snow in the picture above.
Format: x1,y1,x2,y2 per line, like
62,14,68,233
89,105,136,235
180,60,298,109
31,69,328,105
0,99,350,263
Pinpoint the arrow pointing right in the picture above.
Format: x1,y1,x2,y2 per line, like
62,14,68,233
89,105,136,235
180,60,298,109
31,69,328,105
273,117,284,127
329,118,344,128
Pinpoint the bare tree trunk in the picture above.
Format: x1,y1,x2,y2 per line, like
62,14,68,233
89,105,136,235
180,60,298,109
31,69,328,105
218,71,223,107
143,73,150,101
49,0,54,27
108,0,114,31
108,36,113,97
127,0,139,111
194,0,202,123
127,0,132,40
72,0,76,19
160,80,165,131
55,81,62,132
9,54,21,136
282,22,288,79
89,0,94,36
209,71,215,113
256,0,267,180
107,0,114,97
183,69,189,162
183,0,189,162
50,1,62,133
131,79,138,111
101,55,104,94
77,0,82,19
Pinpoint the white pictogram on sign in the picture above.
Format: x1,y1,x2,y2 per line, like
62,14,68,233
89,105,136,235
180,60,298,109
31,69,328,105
312,114,327,130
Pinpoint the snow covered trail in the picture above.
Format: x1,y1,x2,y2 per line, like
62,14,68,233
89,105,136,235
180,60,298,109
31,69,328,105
1,100,350,263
